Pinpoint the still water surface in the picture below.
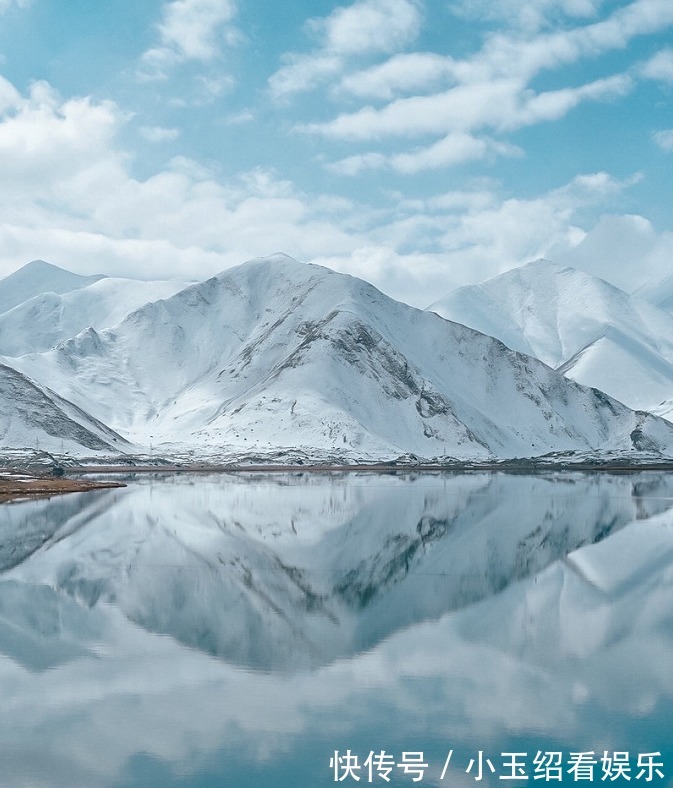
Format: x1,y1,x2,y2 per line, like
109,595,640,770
0,471,672,786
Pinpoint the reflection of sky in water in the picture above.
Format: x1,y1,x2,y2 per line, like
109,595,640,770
0,472,672,786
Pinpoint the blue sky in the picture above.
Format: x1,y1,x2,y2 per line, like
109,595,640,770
0,0,672,306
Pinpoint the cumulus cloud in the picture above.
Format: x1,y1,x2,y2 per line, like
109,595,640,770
139,0,242,80
0,81,122,196
0,74,668,309
0,77,363,283
268,0,422,100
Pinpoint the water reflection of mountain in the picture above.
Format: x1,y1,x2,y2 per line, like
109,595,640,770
1,472,673,787
3,472,673,671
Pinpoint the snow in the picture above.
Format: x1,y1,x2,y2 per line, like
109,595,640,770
0,275,193,357
428,258,673,416
0,260,105,316
10,254,673,460
635,270,673,312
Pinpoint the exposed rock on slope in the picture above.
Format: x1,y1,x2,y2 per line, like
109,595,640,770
0,362,129,454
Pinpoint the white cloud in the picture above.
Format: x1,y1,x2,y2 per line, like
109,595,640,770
286,0,670,186
302,79,523,139
328,133,523,175
268,0,422,100
0,75,21,111
392,134,523,173
327,152,387,175
0,81,122,197
223,109,254,125
139,0,241,79
652,129,673,151
640,48,673,82
506,73,633,128
302,72,632,141
337,52,456,100
315,0,421,55
269,54,343,99
0,75,668,309
449,0,604,33
139,125,181,143
284,0,673,110
0,77,364,283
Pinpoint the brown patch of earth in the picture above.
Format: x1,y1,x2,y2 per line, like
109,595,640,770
0,474,125,503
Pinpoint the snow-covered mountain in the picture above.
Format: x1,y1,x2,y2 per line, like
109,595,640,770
0,363,128,454
0,260,105,316
428,259,673,417
13,254,673,459
0,262,191,356
635,271,673,312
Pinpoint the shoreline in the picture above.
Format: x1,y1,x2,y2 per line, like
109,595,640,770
76,459,673,474
3,456,673,504
0,475,126,504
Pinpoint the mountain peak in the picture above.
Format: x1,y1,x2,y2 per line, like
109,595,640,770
428,258,673,413
238,252,303,269
519,258,570,274
16,259,106,280
22,259,67,273
0,260,107,316
510,259,628,295
263,251,300,264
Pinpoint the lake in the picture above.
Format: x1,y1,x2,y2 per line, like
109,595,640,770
0,471,672,787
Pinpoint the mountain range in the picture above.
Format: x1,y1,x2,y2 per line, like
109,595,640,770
429,259,673,420
2,254,673,461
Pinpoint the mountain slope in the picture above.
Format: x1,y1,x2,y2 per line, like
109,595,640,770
0,260,105,316
0,275,193,357
635,271,673,312
428,259,673,414
0,362,129,454
14,254,673,460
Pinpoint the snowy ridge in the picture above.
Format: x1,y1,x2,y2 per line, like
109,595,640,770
428,259,673,416
11,254,673,460
0,270,192,357
635,270,673,312
0,260,105,316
